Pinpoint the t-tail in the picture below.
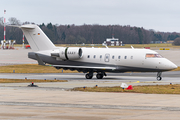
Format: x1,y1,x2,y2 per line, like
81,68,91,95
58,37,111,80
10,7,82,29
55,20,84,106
19,24,56,51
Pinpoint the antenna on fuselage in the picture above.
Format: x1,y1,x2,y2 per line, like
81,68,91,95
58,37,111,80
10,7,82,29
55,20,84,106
104,45,108,48
102,43,108,48
131,46,134,49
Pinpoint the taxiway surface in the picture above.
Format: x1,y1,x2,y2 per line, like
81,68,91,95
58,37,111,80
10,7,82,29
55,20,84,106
1,80,180,120
0,72,180,89
0,47,36,66
0,72,180,119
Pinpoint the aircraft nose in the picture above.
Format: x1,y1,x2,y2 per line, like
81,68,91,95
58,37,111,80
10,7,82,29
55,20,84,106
166,61,177,70
161,59,177,70
171,63,178,70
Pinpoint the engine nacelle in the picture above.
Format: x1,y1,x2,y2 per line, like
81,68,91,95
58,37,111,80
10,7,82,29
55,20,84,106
51,47,83,60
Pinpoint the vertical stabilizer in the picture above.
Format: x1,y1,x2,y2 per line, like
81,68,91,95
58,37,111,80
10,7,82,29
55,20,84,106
20,24,56,51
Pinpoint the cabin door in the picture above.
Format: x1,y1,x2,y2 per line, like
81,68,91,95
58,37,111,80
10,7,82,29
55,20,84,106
104,54,110,62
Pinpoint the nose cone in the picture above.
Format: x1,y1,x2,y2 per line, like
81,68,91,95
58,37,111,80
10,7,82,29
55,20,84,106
159,58,177,71
170,63,178,70
164,60,177,70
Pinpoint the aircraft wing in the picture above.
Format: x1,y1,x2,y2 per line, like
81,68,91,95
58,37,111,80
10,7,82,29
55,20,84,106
51,65,116,70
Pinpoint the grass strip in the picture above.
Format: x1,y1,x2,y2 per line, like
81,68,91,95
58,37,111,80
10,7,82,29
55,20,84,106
0,79,67,83
0,64,78,73
72,84,180,94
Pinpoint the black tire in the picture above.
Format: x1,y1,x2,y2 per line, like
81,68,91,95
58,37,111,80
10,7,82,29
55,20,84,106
96,74,103,79
157,76,162,81
85,74,93,79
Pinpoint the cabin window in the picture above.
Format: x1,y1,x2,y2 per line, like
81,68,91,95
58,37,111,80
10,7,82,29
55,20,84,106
87,55,90,58
118,56,121,59
131,56,133,59
112,55,114,59
94,55,96,58
100,55,102,58
146,54,162,58
124,56,127,59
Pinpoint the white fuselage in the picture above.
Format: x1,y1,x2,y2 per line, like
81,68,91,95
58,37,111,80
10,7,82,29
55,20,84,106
33,47,177,72
78,48,176,71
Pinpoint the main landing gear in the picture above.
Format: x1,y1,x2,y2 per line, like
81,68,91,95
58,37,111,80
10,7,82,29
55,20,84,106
85,72,93,79
85,72,106,79
157,72,162,81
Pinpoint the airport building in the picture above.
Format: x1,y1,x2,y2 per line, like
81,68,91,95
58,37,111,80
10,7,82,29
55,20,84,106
103,37,122,46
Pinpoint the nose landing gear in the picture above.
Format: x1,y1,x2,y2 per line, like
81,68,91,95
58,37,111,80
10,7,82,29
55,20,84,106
157,72,162,81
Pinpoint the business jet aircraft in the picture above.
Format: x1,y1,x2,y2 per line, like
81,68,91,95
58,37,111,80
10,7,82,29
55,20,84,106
16,24,177,80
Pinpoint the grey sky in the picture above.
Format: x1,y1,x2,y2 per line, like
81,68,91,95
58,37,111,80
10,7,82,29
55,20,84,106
1,0,180,32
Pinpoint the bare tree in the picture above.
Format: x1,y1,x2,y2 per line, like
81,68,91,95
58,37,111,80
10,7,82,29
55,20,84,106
172,37,180,45
8,17,21,25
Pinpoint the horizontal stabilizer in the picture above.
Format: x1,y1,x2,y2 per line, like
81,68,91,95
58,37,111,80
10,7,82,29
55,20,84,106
8,24,36,29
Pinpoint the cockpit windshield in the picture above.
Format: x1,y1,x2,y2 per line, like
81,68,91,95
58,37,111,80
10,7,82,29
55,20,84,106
146,54,163,58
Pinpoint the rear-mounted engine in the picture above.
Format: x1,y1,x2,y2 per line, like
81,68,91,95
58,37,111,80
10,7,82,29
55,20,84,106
51,47,83,60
